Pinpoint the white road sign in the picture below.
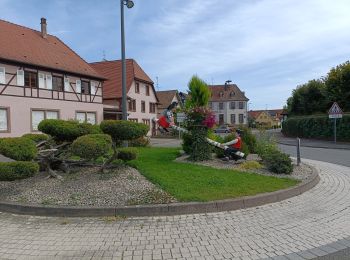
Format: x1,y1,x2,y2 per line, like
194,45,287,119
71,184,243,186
176,112,186,123
328,102,343,119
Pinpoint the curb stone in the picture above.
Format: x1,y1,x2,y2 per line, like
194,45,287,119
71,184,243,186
0,166,320,217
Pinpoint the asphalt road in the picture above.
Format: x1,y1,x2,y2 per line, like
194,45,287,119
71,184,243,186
279,144,350,167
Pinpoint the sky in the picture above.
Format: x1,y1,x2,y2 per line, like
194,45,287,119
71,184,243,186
1,0,350,110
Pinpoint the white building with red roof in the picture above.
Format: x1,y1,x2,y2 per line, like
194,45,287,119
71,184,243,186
0,18,105,137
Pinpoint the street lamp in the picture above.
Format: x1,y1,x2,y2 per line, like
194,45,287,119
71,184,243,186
120,0,134,121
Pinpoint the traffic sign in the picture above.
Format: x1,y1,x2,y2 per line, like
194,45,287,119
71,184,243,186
328,102,343,119
176,112,186,123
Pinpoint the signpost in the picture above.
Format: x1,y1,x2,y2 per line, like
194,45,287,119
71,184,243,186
328,102,343,143
176,113,186,139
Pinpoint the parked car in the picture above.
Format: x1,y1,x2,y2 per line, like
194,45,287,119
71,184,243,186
214,125,232,134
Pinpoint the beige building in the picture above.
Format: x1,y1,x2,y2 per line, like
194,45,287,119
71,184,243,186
90,59,159,136
208,84,249,126
0,18,104,137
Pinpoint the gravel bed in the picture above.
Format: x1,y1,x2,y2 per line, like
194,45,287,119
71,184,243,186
0,166,176,206
175,154,313,181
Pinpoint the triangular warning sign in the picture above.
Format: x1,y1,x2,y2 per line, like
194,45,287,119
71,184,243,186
328,102,343,115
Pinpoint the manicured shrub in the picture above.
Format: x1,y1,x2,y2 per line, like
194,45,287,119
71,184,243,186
188,126,211,161
182,132,193,154
282,115,350,141
0,137,37,161
239,127,257,153
22,133,49,143
117,147,138,161
129,137,150,147
0,161,39,181
100,120,149,144
38,119,101,142
263,151,293,174
71,134,112,160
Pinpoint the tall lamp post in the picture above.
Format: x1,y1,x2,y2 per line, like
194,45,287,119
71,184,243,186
120,0,134,121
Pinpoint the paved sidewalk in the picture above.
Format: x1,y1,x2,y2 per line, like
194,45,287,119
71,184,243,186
1,160,350,259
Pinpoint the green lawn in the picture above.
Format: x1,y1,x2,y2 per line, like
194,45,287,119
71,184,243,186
129,147,299,202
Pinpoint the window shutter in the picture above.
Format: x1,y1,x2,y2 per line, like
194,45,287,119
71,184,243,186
17,70,24,86
0,67,5,84
46,75,52,90
76,80,81,93
38,73,45,88
90,81,96,95
64,77,70,92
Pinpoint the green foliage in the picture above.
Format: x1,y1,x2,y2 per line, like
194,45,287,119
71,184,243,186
0,161,39,181
240,127,257,153
264,151,293,174
38,119,101,142
128,137,150,147
22,133,49,143
325,61,350,112
117,147,138,161
188,126,211,161
207,131,225,158
282,115,350,141
0,137,37,161
182,132,193,154
185,75,211,108
71,134,112,160
100,120,149,144
239,161,262,170
286,79,328,115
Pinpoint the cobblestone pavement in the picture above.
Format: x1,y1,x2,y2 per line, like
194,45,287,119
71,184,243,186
1,159,350,260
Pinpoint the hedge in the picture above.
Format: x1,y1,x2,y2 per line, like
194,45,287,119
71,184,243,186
282,114,350,141
22,133,49,143
0,137,37,161
38,119,101,142
100,120,149,143
0,161,39,181
71,134,112,160
117,147,138,161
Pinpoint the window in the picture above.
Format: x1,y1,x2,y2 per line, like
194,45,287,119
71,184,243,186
128,99,136,111
239,102,244,109
219,92,224,97
81,80,90,94
230,114,236,124
24,71,37,88
64,77,70,92
219,114,224,124
141,101,146,113
0,108,9,132
145,85,150,96
31,110,59,131
143,119,150,126
17,70,24,86
76,80,81,93
129,118,138,123
230,102,236,109
52,76,63,91
135,83,140,93
149,102,156,113
230,91,235,97
219,102,224,110
239,114,244,124
76,112,96,124
0,67,5,84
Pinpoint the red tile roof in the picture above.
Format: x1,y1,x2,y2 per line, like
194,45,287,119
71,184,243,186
90,59,155,99
208,84,249,101
0,19,103,79
156,90,179,109
249,109,284,120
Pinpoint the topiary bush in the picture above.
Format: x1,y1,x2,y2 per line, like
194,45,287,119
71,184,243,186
117,147,138,161
0,161,39,181
71,134,112,160
22,133,49,143
263,151,293,174
100,120,149,145
188,126,211,161
38,119,101,142
239,127,257,153
0,137,37,161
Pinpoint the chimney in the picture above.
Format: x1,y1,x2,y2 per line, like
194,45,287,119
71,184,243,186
40,18,47,38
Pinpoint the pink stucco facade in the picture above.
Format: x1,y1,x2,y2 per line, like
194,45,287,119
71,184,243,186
0,63,103,137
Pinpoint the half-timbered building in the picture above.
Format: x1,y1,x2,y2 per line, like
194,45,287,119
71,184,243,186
0,18,104,137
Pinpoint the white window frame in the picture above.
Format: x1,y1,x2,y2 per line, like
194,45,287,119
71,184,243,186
75,111,97,125
76,80,81,93
46,74,52,90
31,109,59,131
0,67,5,84
38,73,45,89
64,77,70,92
0,107,10,132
